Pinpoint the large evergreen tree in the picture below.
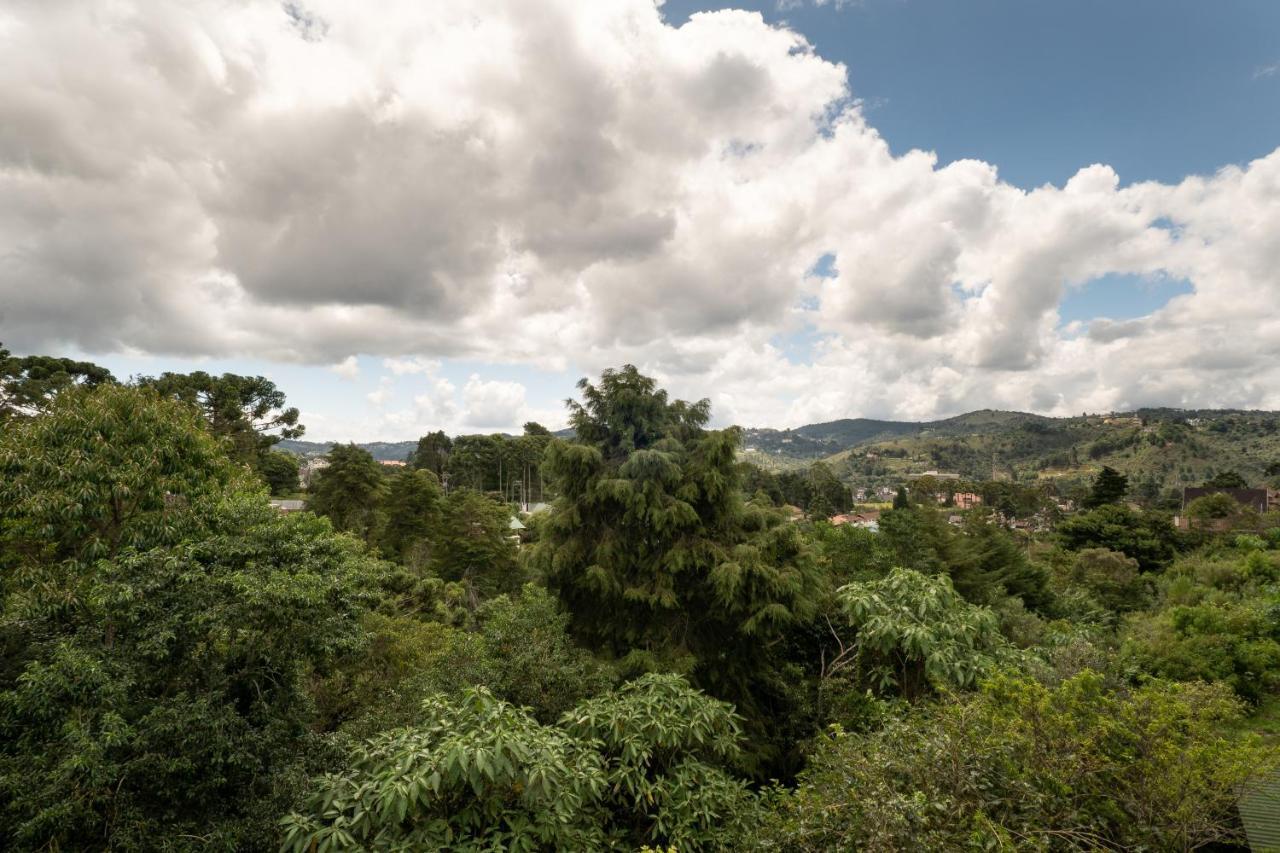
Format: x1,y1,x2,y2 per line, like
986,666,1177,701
1083,465,1129,508
529,366,823,770
0,342,117,421
309,444,387,542
140,371,304,467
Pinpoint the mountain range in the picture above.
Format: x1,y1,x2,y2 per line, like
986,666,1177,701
280,408,1280,496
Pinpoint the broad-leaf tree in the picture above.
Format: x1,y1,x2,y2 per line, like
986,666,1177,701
0,387,378,849
833,567,1014,699
282,688,609,852
761,673,1276,851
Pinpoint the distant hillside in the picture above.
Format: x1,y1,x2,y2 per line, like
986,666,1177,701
741,410,1048,459
280,407,1280,499
277,438,417,462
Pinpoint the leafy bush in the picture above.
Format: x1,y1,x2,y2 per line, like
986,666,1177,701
761,673,1277,851
561,673,759,850
1057,504,1179,572
1121,599,1280,703
286,674,758,852
283,689,608,852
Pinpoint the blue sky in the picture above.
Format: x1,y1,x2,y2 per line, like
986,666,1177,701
664,0,1280,188
7,0,1280,439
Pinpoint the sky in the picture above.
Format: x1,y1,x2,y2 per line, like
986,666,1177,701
1,0,1278,441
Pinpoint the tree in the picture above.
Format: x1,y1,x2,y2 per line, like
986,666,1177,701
0,384,246,573
949,512,1051,609
377,468,444,567
259,448,301,495
892,485,910,509
528,367,823,771
431,488,521,604
285,674,759,852
0,344,116,420
0,386,377,848
409,429,452,480
1083,465,1128,508
831,567,1014,700
561,673,760,849
1057,504,1179,572
1204,470,1249,489
761,673,1277,851
140,370,303,466
1121,598,1280,703
309,443,387,542
1061,548,1150,612
283,688,609,852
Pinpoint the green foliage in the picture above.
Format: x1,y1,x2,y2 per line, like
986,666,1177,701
1186,492,1241,520
530,367,823,773
1204,469,1249,488
834,567,1015,699
140,370,303,466
761,672,1277,851
309,443,387,542
289,673,755,852
1122,598,1280,703
561,673,760,850
1059,548,1151,613
259,449,301,495
949,511,1051,609
431,488,522,604
1082,464,1128,508
409,429,453,478
0,344,116,420
471,586,615,723
283,688,608,852
0,493,379,850
377,468,444,567
0,384,246,572
317,585,614,738
1057,503,1179,572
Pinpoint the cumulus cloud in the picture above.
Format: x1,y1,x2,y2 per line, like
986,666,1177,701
1,0,1279,426
329,355,360,380
462,375,528,428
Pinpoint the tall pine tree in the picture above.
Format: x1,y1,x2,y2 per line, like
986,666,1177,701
529,366,823,772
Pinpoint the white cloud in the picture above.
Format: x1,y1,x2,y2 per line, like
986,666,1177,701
461,375,528,429
2,0,1279,428
383,356,440,375
366,376,393,406
329,355,360,380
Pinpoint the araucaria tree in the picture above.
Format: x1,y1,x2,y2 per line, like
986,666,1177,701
529,366,823,767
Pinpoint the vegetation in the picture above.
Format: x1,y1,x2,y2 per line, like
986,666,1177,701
2,357,1278,851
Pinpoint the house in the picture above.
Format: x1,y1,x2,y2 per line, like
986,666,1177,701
380,459,407,468
269,499,307,513
830,510,881,531
953,492,982,510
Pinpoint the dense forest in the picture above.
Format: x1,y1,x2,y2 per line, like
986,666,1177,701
2,347,1279,850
